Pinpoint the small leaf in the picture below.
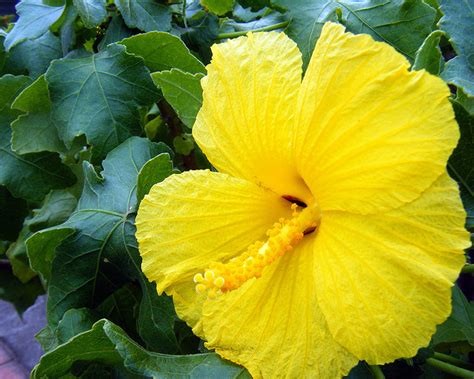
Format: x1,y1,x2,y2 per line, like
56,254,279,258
4,0,66,50
119,32,206,74
11,75,66,154
115,0,172,32
152,69,204,129
45,44,159,159
73,0,107,29
201,0,235,15
412,30,445,75
137,153,173,203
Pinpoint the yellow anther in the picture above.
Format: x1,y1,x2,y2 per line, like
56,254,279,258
195,284,207,293
204,270,215,281
194,202,321,297
193,273,204,283
214,277,225,288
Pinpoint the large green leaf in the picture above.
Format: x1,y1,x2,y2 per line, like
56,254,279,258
439,0,474,97
152,69,204,129
338,0,436,60
11,75,66,154
45,44,159,159
115,0,172,32
271,0,336,67
432,286,474,347
32,319,249,378
5,31,62,79
73,0,108,28
4,0,66,50
0,74,75,202
27,137,178,352
119,32,206,74
274,0,436,67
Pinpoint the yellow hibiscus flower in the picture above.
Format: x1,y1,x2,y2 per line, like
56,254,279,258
136,22,471,378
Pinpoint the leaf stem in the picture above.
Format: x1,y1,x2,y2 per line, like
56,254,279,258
433,352,474,369
368,365,385,379
426,358,474,378
216,21,290,39
461,264,474,274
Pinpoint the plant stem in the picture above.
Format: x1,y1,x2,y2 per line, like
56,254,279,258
426,358,474,378
368,365,385,379
433,352,474,369
216,21,290,39
462,264,474,274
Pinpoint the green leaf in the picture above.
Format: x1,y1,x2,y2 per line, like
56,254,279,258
201,0,235,15
0,186,28,241
274,0,436,68
73,0,107,28
115,0,172,32
442,56,474,97
28,189,78,232
119,32,206,74
448,101,474,224
270,0,336,67
137,153,173,203
45,44,159,159
439,0,474,97
0,74,75,202
412,30,445,75
338,0,436,60
32,319,249,378
4,0,66,50
56,308,99,345
173,134,195,155
5,31,62,79
432,286,474,347
152,69,204,129
28,137,177,352
6,227,36,282
11,75,66,154
98,15,133,51
439,0,473,65
181,13,219,64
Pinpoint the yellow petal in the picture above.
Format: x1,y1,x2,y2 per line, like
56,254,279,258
313,173,470,363
193,32,312,202
296,22,458,214
136,170,292,331
201,238,358,379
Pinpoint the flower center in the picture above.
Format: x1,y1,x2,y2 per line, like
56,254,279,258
194,202,321,298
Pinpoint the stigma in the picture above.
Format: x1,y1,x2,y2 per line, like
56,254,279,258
194,202,321,298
